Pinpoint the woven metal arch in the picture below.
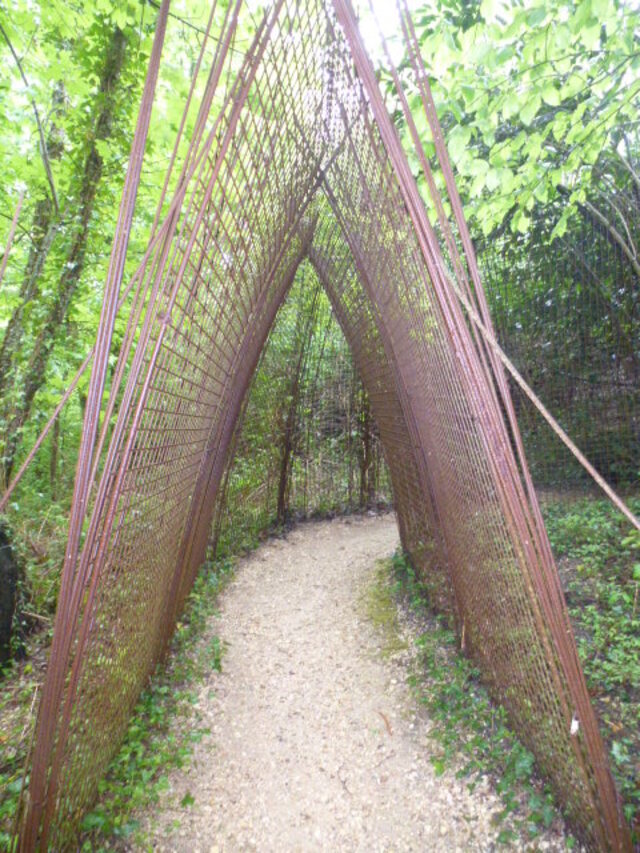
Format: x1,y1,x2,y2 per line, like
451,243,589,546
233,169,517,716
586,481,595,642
14,0,632,848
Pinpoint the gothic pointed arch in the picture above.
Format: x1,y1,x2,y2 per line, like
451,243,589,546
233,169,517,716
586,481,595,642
17,1,631,849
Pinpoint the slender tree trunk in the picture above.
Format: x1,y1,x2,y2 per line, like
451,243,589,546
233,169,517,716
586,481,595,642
0,83,66,402
276,370,302,526
0,201,58,405
359,391,373,508
276,289,320,525
0,86,67,647
49,416,60,502
0,521,19,666
2,28,127,482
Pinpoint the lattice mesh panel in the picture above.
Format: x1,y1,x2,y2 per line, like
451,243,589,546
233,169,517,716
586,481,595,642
481,215,640,488
213,263,391,559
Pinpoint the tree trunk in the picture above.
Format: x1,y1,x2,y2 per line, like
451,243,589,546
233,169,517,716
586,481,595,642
276,375,301,526
2,28,127,482
359,391,374,507
0,521,19,666
276,289,320,525
50,415,60,501
0,83,66,403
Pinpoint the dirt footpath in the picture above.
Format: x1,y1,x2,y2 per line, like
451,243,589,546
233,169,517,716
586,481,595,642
139,514,566,852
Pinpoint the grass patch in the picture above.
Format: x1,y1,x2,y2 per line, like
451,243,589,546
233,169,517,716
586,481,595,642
364,562,408,658
387,550,571,847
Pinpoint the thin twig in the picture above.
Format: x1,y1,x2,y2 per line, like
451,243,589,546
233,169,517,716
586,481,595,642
0,23,59,214
0,190,24,291
377,710,393,736
583,199,640,279
603,194,638,261
616,149,640,196
21,611,51,624
146,0,249,56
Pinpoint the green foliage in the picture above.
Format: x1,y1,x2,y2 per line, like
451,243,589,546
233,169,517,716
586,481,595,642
0,0,251,485
0,0,264,678
215,266,390,559
400,1,640,490
406,0,640,239
542,495,640,834
0,642,47,849
0,1,637,845
77,555,233,849
389,498,640,843
479,213,640,487
388,550,568,845
0,554,233,848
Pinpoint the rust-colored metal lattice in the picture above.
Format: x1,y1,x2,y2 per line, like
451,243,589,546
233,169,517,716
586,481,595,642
13,0,633,849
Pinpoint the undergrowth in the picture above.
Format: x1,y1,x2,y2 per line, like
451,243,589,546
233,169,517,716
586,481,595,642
1,551,234,851
0,638,49,849
390,491,640,846
76,555,234,850
388,550,572,847
2,497,637,848
542,496,640,838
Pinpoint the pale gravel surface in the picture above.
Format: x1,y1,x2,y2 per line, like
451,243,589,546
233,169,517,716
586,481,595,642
138,514,569,852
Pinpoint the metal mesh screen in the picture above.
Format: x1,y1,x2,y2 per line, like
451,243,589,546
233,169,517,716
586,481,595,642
481,213,639,489
14,1,632,849
212,263,390,559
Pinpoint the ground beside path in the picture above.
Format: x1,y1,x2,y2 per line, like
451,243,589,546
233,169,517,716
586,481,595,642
139,514,567,852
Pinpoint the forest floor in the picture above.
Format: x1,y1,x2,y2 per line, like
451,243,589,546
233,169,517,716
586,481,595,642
131,514,569,852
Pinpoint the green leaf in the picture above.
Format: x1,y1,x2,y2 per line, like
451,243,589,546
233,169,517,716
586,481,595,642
533,181,549,204
541,85,560,107
485,168,501,192
501,94,521,120
520,95,541,126
497,829,518,844
610,741,627,765
569,0,593,34
580,23,601,51
180,791,195,808
513,749,534,779
527,7,547,27
541,801,555,827
513,210,531,235
447,126,472,163
6,778,24,795
469,158,489,179
81,811,107,831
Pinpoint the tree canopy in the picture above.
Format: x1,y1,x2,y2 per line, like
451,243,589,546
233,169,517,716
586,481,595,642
396,0,640,248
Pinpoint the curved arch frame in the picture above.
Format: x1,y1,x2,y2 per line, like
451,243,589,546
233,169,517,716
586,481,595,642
17,0,630,849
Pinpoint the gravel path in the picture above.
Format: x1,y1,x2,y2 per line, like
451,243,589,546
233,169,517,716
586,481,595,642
139,514,568,852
